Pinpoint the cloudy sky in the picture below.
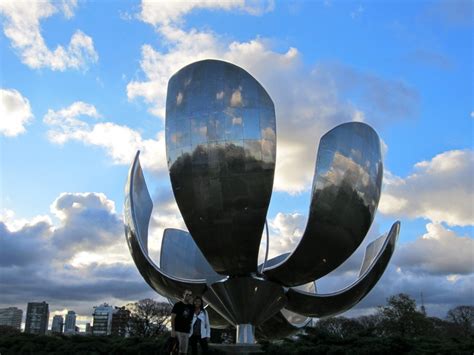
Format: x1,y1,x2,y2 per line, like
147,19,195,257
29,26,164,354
1,0,472,330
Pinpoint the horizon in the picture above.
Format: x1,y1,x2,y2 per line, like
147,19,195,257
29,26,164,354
0,0,472,333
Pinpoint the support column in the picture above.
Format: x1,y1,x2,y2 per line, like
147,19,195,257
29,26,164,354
236,324,255,344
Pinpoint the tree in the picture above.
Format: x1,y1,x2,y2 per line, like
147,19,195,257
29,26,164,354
447,305,474,336
378,293,433,337
356,314,384,336
126,299,172,337
314,316,363,338
0,325,20,335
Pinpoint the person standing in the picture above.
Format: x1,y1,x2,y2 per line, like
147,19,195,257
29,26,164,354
171,290,194,355
189,296,210,355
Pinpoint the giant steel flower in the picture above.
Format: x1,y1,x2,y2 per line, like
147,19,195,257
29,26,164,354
124,59,400,343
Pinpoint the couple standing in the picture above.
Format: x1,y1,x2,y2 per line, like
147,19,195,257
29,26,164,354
171,290,210,354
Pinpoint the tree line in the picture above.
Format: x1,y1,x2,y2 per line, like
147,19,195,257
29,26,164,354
0,293,472,354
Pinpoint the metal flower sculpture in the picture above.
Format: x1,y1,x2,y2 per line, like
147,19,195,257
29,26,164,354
124,59,400,343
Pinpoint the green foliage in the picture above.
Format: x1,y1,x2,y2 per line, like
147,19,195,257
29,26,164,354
0,333,170,355
377,293,434,337
261,294,474,354
1,295,473,354
446,305,474,336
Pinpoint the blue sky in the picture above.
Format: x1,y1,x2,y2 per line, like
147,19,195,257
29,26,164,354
0,0,472,330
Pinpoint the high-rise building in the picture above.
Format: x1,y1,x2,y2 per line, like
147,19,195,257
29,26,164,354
92,303,113,336
111,306,130,337
51,315,64,334
64,311,77,334
25,302,49,335
0,307,23,330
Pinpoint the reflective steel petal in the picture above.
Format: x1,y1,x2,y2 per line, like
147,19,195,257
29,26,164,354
206,305,233,329
160,228,224,283
264,122,383,286
256,311,306,341
255,281,314,340
284,221,400,317
166,59,276,276
124,151,207,299
203,277,286,326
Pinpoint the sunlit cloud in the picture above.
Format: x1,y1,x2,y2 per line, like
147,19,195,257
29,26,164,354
379,150,474,226
128,4,418,194
43,102,166,174
0,88,34,137
0,0,98,71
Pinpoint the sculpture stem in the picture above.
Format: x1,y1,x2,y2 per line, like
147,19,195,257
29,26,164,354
236,324,255,344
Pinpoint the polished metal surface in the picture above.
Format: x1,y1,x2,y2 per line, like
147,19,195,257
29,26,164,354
256,311,304,341
166,59,276,276
359,230,388,277
124,151,207,300
258,220,270,274
237,324,255,344
259,253,290,270
284,221,400,317
160,228,224,283
125,60,401,344
264,122,383,286
206,305,233,329
203,277,286,327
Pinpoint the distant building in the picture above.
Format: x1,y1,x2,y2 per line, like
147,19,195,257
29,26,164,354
92,303,114,336
0,307,23,330
25,302,49,335
51,315,64,334
64,311,77,334
85,322,92,335
111,306,131,337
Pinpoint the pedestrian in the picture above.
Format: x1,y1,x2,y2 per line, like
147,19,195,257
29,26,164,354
189,296,210,355
171,289,194,355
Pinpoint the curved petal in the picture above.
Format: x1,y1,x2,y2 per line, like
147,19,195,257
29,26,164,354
160,228,225,283
258,252,290,270
256,281,315,340
284,221,400,317
206,305,233,329
203,277,286,326
124,151,207,300
264,122,383,286
256,311,308,340
166,59,276,276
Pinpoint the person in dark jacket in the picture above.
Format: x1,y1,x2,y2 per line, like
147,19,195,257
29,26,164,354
171,290,194,354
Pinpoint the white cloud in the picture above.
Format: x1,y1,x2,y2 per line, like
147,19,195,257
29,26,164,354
394,223,474,275
379,150,474,226
0,88,33,136
0,0,98,71
0,192,157,321
1,193,472,321
254,210,473,318
127,5,417,194
139,0,274,26
260,212,306,261
43,102,166,174
0,208,51,233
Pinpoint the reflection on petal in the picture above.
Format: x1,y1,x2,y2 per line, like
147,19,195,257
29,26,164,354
264,122,383,286
160,228,224,284
166,60,276,276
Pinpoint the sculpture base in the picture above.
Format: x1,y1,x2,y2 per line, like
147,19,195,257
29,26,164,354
210,343,263,354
